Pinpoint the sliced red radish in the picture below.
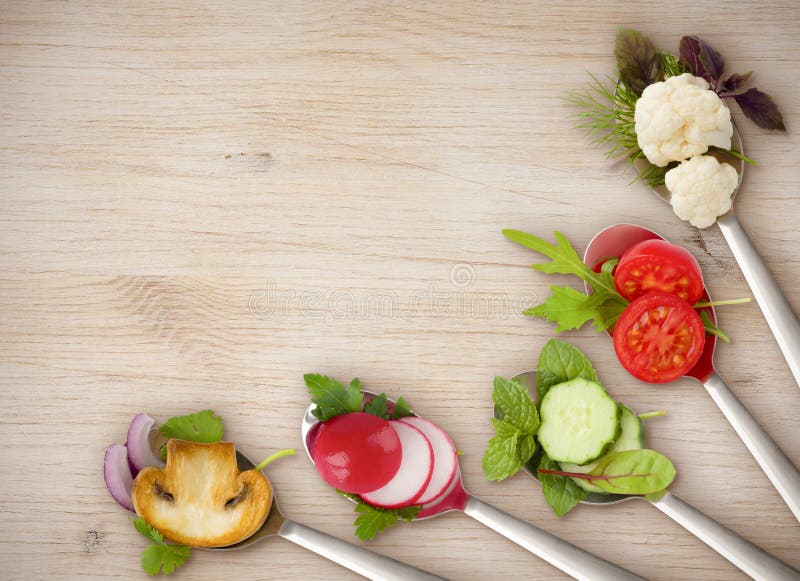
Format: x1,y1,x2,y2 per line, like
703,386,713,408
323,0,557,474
104,443,134,511
126,413,165,477
312,412,402,494
398,416,458,505
361,420,433,509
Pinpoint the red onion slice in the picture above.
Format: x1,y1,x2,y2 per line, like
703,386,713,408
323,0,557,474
126,413,165,476
104,443,134,512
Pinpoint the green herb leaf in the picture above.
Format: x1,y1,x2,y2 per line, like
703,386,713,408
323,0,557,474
483,433,526,481
305,374,363,421
492,376,539,433
525,285,627,333
159,410,223,443
614,28,663,96
390,396,414,419
131,517,191,576
733,88,786,131
351,498,421,541
364,393,389,419
535,339,599,401
491,418,522,439
698,310,730,343
537,453,588,517
588,449,676,494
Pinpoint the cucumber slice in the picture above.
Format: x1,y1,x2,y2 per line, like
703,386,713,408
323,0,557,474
560,404,646,493
537,378,621,465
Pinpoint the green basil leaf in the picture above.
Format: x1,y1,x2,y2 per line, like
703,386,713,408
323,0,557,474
538,453,588,517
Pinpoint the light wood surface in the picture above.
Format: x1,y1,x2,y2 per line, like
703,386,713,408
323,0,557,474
2,2,799,579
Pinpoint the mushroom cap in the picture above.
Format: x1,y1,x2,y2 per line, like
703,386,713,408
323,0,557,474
132,440,272,547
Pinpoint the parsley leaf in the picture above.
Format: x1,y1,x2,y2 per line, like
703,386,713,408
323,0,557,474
536,339,599,401
537,453,588,517
483,377,539,481
305,374,363,421
504,229,627,332
159,410,223,443
131,517,190,576
363,393,389,419
390,397,413,419
339,493,420,541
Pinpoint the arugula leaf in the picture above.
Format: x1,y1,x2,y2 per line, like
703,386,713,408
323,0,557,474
504,229,627,332
159,410,223,443
614,28,663,96
131,517,190,576
536,339,599,401
364,393,389,419
483,377,539,481
349,497,420,541
305,374,363,421
537,453,588,517
390,396,413,419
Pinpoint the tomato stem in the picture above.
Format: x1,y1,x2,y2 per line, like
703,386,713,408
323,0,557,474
694,297,752,308
638,410,666,420
254,448,296,472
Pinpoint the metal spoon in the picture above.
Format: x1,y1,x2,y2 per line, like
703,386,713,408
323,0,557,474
640,122,800,389
584,223,800,523
147,438,445,581
301,395,646,581
503,370,800,581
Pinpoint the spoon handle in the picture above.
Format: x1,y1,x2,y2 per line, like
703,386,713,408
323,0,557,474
462,495,644,581
646,491,800,580
278,519,446,581
704,371,800,522
717,211,800,388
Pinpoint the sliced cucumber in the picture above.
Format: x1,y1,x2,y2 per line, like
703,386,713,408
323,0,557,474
537,378,621,465
560,404,646,493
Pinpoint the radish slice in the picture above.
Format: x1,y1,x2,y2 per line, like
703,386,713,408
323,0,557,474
126,413,165,476
104,443,134,512
398,416,458,505
361,421,433,509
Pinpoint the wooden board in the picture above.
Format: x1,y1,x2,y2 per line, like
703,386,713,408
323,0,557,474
1,1,799,579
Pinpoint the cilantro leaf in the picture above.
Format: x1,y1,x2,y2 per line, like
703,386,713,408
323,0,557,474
131,517,190,576
390,397,413,419
304,374,363,421
159,410,223,443
492,377,539,433
349,497,420,541
537,453,588,517
536,339,599,400
364,393,389,419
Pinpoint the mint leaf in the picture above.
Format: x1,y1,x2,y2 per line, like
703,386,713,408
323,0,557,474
351,499,421,541
538,454,588,517
482,434,525,481
491,418,522,439
364,393,389,419
131,517,190,576
614,29,663,96
390,396,413,419
536,339,599,401
492,377,539,433
305,374,363,421
159,410,223,443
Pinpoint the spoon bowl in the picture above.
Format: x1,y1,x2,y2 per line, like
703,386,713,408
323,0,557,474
504,370,800,580
301,391,646,581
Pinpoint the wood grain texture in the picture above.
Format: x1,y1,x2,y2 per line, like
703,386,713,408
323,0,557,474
1,1,799,579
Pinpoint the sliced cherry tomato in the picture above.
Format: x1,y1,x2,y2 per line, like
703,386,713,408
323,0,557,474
613,291,706,383
614,239,704,303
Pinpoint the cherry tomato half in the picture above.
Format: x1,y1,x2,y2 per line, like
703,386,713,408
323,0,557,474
614,239,704,303
613,291,706,383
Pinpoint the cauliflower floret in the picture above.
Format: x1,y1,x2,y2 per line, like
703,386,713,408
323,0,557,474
665,155,738,228
635,73,732,167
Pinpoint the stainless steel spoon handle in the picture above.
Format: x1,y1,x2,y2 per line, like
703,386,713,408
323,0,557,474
704,371,800,522
279,519,446,581
717,211,800,388
647,491,800,580
463,495,644,581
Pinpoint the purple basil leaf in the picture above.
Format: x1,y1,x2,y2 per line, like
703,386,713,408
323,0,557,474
721,71,753,93
733,88,786,131
615,29,663,96
679,36,724,87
